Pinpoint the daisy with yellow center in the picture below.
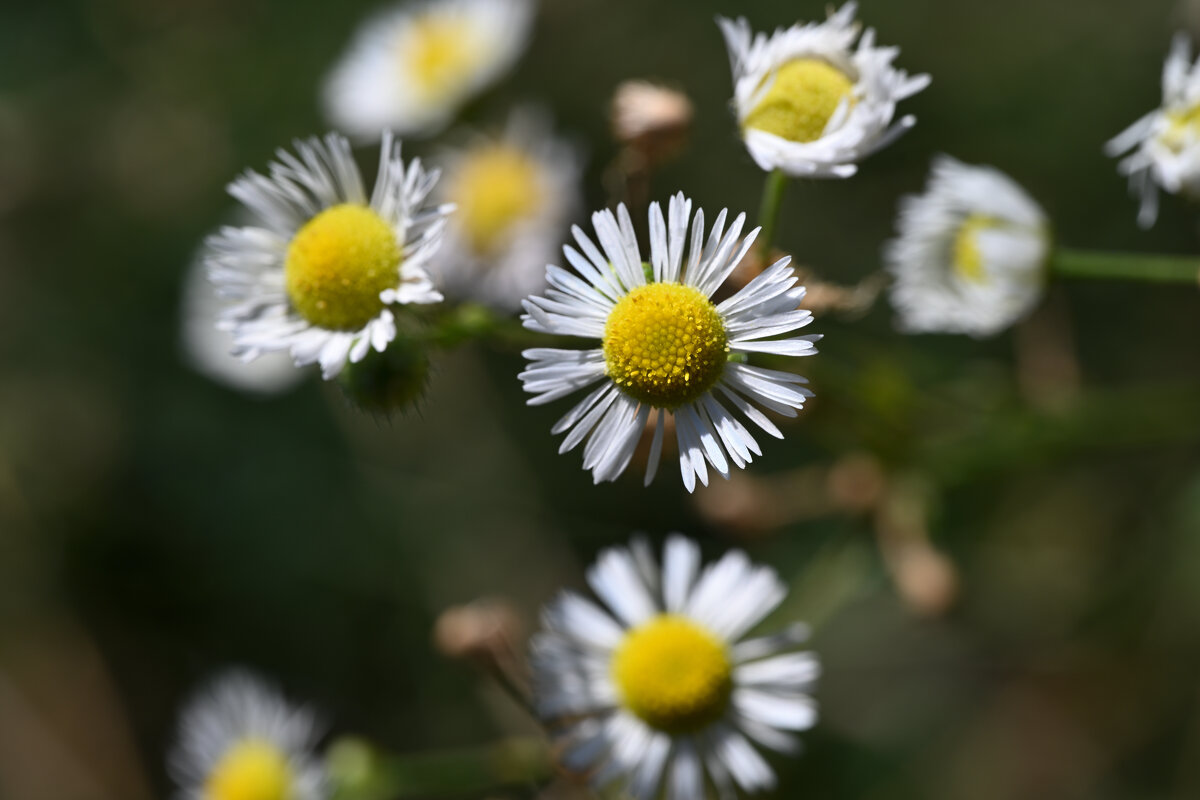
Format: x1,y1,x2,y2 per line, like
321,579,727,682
1107,33,1200,228
169,672,325,800
519,192,820,492
322,0,533,140
886,156,1051,337
205,132,451,379
532,535,819,800
434,110,582,311
718,2,930,178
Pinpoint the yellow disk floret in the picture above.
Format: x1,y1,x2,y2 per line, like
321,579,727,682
1163,103,1200,151
743,58,856,143
447,145,542,254
285,204,402,331
611,615,733,734
205,738,294,800
951,214,999,284
406,15,480,97
603,282,729,408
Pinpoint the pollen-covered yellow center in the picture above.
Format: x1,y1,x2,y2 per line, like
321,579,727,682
744,58,857,143
284,204,401,331
204,738,293,800
447,145,542,254
406,16,480,96
602,282,728,408
951,214,999,284
611,615,733,734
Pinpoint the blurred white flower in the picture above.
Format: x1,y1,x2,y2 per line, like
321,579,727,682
886,156,1050,337
718,2,929,178
205,132,450,380
1107,33,1200,227
434,109,581,311
323,0,534,140
170,671,325,800
532,534,819,800
519,193,819,493
181,247,302,395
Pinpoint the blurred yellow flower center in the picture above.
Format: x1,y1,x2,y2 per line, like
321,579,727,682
448,145,542,254
952,214,998,284
744,58,856,143
1162,104,1200,151
611,615,733,733
205,739,293,800
406,16,480,96
603,282,728,408
285,204,401,331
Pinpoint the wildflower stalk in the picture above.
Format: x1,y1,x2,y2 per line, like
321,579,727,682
327,736,553,800
1051,249,1200,284
756,168,790,254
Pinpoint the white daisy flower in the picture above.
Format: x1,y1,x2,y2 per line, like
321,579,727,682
434,109,582,311
718,2,930,178
1106,33,1200,228
518,192,820,493
322,0,534,140
532,534,819,800
169,671,325,800
206,132,451,380
181,246,303,396
886,155,1051,337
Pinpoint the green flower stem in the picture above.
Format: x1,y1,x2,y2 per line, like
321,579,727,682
1051,249,1200,284
328,736,553,800
756,168,790,255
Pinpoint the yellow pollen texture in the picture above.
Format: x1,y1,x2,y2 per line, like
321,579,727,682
204,738,294,800
951,214,998,285
603,283,728,409
743,58,856,143
284,204,401,331
611,615,733,734
406,16,479,96
448,145,542,254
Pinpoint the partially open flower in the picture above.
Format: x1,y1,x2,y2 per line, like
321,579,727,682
1107,32,1200,227
886,156,1051,337
718,2,929,178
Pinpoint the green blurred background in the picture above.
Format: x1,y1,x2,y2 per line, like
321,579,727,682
2,0,1200,798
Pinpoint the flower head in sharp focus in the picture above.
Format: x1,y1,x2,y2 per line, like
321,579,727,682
434,109,582,311
170,671,325,800
205,132,451,380
322,0,534,140
718,2,930,178
532,534,819,800
1106,33,1200,228
886,156,1051,338
518,193,820,493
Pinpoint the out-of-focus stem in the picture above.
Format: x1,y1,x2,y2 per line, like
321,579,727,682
327,736,553,800
756,168,789,254
1051,249,1200,284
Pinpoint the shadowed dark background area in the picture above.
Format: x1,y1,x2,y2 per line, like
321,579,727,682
2,0,1200,798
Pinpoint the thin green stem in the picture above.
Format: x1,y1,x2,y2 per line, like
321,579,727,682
756,168,789,254
1051,249,1200,284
